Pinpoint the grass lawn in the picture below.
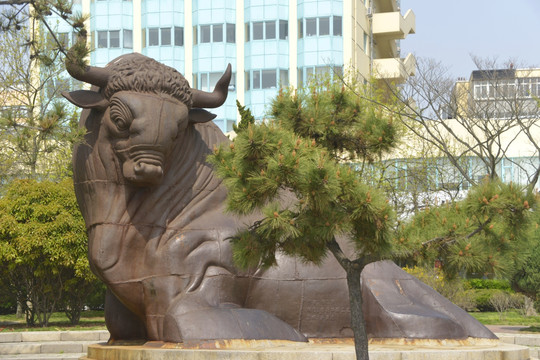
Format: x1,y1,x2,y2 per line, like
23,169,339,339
0,310,106,332
2,309,540,333
469,310,540,332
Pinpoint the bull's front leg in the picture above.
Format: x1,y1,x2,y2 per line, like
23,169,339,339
154,229,306,342
161,272,307,343
105,289,147,342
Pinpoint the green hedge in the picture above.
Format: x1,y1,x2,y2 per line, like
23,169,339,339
466,279,512,291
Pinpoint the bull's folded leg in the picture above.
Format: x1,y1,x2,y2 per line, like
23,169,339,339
105,289,147,342
162,302,307,343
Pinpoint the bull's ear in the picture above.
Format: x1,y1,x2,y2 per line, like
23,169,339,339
188,108,217,123
62,90,109,110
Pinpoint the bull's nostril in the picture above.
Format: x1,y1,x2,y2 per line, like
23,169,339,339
134,162,164,179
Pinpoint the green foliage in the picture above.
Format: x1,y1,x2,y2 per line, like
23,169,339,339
268,84,398,162
209,80,401,269
1,0,89,65
466,278,512,291
397,179,536,279
0,20,85,184
0,290,17,315
513,240,540,300
469,309,540,325
210,73,402,360
470,289,504,312
0,179,98,326
233,100,255,134
403,266,475,311
0,310,106,331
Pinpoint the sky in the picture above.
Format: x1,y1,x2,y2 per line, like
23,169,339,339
399,0,540,79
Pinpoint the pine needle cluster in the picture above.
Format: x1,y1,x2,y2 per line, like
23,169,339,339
208,80,399,270
396,179,536,278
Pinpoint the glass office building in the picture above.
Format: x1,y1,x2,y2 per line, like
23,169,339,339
49,0,415,133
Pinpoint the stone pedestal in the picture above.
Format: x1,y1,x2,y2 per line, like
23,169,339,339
81,338,530,360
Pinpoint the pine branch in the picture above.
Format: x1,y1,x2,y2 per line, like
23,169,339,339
421,216,492,247
326,236,351,269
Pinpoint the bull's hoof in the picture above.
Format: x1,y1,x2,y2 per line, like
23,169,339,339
162,307,307,343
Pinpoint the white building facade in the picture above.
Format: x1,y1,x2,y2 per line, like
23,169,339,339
49,0,415,132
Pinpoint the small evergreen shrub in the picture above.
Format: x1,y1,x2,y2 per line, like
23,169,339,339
466,278,512,291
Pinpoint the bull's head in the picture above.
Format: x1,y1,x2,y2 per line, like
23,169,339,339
63,55,231,187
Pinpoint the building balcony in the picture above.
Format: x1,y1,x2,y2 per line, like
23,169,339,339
372,9,415,40
373,0,399,13
373,53,416,82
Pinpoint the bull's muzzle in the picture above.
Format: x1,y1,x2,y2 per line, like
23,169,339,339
119,146,166,186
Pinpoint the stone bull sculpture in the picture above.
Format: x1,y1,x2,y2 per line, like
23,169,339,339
63,53,495,343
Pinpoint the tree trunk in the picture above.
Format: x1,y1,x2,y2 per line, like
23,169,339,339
16,302,22,319
346,265,369,360
326,237,370,360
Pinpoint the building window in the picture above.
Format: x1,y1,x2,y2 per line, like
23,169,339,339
518,77,540,97
253,21,263,40
97,31,107,48
279,69,288,87
262,69,276,88
145,27,174,47
213,24,223,42
109,30,120,48
148,28,159,46
161,27,171,45
209,72,222,91
299,16,341,37
198,72,236,91
279,20,288,40
193,26,197,45
333,16,342,36
265,21,275,39
201,25,211,43
246,21,281,41
124,29,133,48
174,27,184,46
96,30,130,49
298,66,343,84
226,23,235,43
253,70,261,89
58,32,69,47
198,24,229,43
306,18,316,36
319,17,330,36
247,69,285,90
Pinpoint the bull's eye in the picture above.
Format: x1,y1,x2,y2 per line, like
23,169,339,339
110,98,133,132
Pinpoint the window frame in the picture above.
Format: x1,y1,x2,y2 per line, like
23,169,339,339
174,26,184,46
161,27,171,46
148,28,159,46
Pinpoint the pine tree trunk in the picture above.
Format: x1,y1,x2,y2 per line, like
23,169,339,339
326,237,370,360
346,265,369,360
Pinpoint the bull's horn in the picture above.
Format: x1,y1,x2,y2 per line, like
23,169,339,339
66,60,110,89
191,63,231,108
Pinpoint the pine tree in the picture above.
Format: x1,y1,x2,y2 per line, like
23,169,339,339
397,179,536,279
232,100,255,134
208,79,405,360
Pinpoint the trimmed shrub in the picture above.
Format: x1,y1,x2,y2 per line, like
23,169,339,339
466,278,512,291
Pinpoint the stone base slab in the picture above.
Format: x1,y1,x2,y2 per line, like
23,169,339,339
81,338,530,360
